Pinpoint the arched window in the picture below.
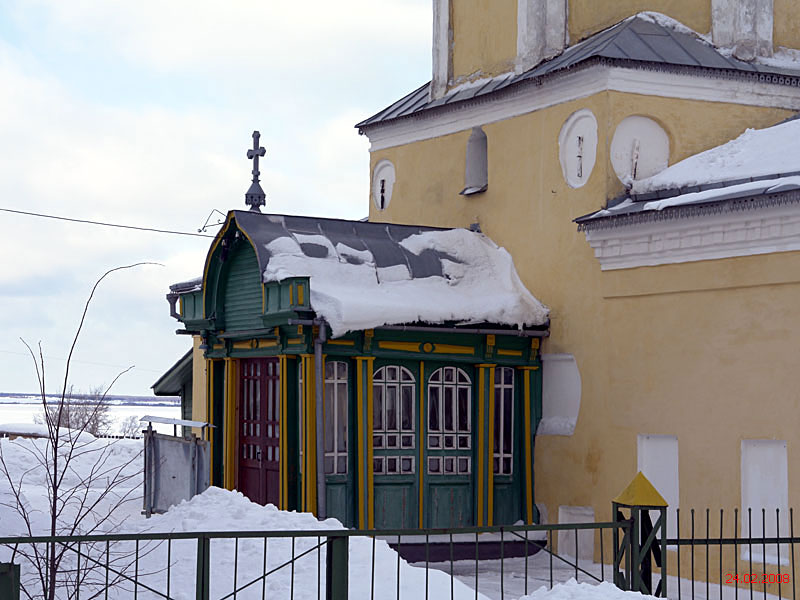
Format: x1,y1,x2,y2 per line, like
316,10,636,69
427,366,472,475
460,127,488,196
373,366,416,474
494,367,514,475
324,361,348,474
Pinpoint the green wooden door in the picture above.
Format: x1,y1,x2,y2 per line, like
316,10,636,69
492,366,523,525
425,365,474,528
323,360,355,527
373,364,419,529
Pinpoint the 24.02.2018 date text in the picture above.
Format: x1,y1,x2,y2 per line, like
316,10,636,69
725,574,790,584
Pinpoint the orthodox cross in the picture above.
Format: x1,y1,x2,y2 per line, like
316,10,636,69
245,130,267,211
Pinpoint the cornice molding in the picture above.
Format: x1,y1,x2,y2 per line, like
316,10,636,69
584,197,800,270
364,62,800,151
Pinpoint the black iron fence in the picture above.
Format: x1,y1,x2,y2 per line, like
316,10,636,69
0,520,630,600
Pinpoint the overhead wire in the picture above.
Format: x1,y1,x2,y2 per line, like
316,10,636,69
0,207,217,238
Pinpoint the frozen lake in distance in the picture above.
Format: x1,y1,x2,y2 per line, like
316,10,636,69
0,393,182,436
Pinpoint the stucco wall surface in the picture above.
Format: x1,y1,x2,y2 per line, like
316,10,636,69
568,0,711,42
367,90,797,535
452,0,518,81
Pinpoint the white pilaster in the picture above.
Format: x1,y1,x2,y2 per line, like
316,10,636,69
516,0,567,74
431,0,452,100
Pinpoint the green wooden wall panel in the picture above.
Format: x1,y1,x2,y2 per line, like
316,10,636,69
222,243,263,331
326,482,351,527
374,482,418,529
429,482,472,528
492,482,520,526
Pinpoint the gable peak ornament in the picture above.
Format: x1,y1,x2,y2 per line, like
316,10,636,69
245,130,267,212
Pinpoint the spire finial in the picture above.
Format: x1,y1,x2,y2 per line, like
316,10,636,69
245,130,267,212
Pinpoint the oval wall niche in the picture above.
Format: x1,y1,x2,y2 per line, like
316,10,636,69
372,160,396,211
610,116,670,186
558,109,598,189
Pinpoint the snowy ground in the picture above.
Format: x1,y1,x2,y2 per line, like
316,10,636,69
0,431,743,600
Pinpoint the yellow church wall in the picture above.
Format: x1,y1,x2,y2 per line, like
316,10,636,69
190,335,208,437
773,0,800,51
451,0,518,82
367,89,800,535
568,0,711,43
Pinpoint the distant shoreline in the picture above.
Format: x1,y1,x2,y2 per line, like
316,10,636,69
0,392,180,406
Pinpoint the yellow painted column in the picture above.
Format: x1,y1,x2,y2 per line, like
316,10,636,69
518,366,540,524
206,358,215,484
300,354,317,515
355,357,376,528
223,358,238,491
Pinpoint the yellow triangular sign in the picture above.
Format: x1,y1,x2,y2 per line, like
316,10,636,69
613,472,668,507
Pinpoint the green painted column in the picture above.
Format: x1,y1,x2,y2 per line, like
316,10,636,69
475,364,496,526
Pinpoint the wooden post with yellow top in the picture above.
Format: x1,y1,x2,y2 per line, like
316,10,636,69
612,472,668,597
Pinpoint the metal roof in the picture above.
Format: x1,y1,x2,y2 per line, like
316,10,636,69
232,211,453,281
152,350,193,396
356,14,800,129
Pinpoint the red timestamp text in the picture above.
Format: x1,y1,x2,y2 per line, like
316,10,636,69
725,574,790,584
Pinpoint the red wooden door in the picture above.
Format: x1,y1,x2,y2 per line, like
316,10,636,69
238,358,280,506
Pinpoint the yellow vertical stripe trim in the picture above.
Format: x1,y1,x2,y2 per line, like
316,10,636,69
207,359,214,484
356,360,365,528
477,368,485,526
366,359,375,529
523,369,533,524
224,359,231,491
298,284,304,305
418,361,425,528
487,366,495,526
304,355,317,515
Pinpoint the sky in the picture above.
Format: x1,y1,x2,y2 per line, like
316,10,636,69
0,0,431,396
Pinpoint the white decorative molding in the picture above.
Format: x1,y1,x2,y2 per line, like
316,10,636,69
538,353,581,436
516,0,567,73
558,109,598,188
364,66,800,151
431,0,452,100
712,0,774,60
584,200,800,270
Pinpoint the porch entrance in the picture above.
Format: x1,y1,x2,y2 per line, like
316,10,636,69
238,357,280,506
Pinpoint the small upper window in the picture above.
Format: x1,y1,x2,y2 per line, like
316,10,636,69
461,127,488,196
372,160,396,211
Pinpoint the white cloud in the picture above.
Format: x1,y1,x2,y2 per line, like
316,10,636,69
0,1,431,394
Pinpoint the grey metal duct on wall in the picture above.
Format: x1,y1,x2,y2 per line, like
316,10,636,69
461,126,488,196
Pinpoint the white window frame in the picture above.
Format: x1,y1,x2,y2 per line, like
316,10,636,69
493,367,514,475
323,361,348,475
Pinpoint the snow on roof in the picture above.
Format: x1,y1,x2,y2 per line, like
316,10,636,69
263,227,548,337
229,211,548,338
577,117,800,225
632,118,800,195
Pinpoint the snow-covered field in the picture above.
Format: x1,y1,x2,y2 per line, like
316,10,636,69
0,395,180,435
0,431,669,600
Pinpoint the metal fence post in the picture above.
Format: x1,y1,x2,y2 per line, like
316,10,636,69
196,535,210,600
0,563,20,600
326,535,348,600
